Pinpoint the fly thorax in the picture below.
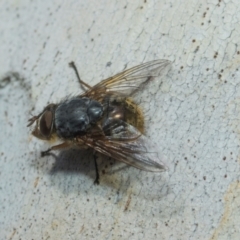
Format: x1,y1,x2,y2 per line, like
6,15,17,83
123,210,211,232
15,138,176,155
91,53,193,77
54,97,103,139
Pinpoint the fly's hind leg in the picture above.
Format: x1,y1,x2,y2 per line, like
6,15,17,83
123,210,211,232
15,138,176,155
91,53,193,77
41,142,70,157
93,152,100,185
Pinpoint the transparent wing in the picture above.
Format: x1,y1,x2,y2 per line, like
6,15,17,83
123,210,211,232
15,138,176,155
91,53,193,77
77,120,167,172
81,59,171,100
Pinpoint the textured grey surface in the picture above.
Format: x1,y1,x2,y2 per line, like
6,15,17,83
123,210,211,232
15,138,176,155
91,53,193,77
1,0,240,239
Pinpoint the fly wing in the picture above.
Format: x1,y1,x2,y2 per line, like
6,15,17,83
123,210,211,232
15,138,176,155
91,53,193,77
77,120,167,172
81,60,171,100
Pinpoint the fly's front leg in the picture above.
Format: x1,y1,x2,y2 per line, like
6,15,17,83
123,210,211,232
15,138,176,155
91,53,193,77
69,61,92,90
41,142,70,157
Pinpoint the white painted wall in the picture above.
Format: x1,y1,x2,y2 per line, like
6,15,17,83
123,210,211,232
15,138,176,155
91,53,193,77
1,0,239,239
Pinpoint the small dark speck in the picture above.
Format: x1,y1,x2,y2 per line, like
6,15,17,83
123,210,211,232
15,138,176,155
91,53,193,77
124,5,127,9
206,68,209,71
218,74,222,79
194,46,199,53
207,7,209,10
203,12,206,18
0,76,11,88
224,80,227,83
221,69,224,73
87,199,89,202
208,20,211,23
223,156,226,160
165,223,168,226
237,51,240,55
55,51,60,58
144,0,147,2
192,39,196,43
102,170,105,174
180,66,184,69
184,157,187,160
140,6,143,9
203,176,206,180
106,62,112,67
91,38,94,41
201,23,204,25
224,174,227,178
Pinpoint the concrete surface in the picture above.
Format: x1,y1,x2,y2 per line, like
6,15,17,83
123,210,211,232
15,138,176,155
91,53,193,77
1,0,240,239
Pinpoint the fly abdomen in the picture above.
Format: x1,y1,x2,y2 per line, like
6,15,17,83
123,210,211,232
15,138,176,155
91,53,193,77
55,97,103,139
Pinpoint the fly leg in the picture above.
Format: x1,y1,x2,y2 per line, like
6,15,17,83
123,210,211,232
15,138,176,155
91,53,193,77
69,61,92,90
41,142,70,157
93,152,100,185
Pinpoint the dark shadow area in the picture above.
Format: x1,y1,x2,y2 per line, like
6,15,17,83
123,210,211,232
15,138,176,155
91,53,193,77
30,147,171,202
49,149,94,175
40,148,126,189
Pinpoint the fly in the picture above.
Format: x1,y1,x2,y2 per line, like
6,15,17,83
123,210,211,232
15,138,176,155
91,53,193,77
28,60,171,184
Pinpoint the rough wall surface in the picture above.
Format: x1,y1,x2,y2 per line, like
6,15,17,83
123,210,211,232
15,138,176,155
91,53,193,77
1,0,240,239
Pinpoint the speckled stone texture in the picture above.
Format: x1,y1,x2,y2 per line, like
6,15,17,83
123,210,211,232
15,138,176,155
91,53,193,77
1,0,240,239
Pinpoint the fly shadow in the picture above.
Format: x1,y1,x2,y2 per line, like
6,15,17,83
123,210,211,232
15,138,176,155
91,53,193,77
31,147,170,201
42,148,130,187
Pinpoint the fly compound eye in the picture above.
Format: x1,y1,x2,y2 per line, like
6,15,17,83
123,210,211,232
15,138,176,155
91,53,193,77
39,110,53,137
